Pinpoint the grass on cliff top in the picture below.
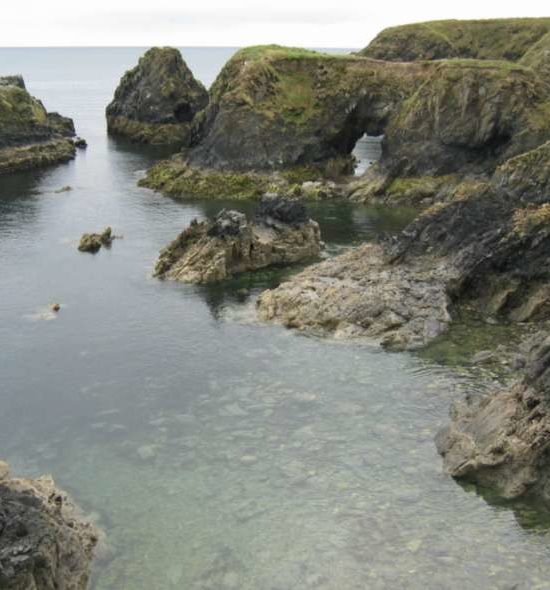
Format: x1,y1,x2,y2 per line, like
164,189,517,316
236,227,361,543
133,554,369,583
0,86,47,127
233,45,355,63
362,17,550,62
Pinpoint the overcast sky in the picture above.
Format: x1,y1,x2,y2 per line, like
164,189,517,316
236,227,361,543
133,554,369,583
1,0,549,48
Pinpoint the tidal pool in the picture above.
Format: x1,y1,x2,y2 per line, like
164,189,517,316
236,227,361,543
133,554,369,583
2,47,550,590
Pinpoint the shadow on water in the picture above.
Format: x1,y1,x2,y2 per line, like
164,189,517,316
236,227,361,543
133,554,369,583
458,479,550,533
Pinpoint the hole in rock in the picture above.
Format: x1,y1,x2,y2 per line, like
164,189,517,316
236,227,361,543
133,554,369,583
352,134,383,176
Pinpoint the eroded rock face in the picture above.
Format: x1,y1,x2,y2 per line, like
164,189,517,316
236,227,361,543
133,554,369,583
436,331,550,502
106,47,208,145
0,77,77,174
154,197,321,284
0,464,97,589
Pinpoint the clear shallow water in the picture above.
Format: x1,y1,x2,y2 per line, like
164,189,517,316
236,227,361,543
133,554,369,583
2,48,550,589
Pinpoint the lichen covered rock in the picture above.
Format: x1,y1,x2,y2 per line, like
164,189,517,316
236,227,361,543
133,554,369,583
0,463,97,589
154,196,321,283
106,47,208,146
0,76,77,174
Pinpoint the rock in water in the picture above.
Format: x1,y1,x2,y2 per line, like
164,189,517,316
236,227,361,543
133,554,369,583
436,332,550,503
106,47,208,146
257,243,453,349
0,76,78,175
154,196,321,284
78,227,114,253
0,463,97,589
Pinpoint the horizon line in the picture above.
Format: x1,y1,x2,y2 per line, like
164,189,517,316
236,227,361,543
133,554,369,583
0,45,356,50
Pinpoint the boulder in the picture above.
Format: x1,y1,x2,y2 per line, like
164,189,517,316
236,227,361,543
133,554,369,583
106,47,208,146
0,76,77,175
0,464,97,589
154,196,321,283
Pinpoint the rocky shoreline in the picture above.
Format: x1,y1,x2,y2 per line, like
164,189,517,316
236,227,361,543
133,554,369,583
5,16,550,585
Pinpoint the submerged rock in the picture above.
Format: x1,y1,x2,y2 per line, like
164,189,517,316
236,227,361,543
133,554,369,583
0,462,97,589
106,47,208,146
154,196,321,284
78,227,114,253
0,76,78,175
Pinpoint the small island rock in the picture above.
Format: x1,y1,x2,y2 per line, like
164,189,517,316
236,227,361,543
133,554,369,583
106,47,208,146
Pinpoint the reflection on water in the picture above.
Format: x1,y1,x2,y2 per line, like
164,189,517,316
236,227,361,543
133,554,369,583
1,48,550,590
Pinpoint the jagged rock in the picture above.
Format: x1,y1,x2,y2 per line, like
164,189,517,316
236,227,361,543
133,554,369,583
0,463,97,589
73,137,87,149
0,76,77,175
106,47,208,145
78,227,114,253
360,18,550,62
154,196,321,284
436,331,550,502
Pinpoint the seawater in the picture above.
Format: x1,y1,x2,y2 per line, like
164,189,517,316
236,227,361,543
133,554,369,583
1,48,550,589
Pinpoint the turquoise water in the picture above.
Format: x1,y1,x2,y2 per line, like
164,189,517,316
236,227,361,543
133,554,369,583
1,48,550,589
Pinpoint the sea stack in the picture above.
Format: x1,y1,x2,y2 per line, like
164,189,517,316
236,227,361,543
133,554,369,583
106,47,208,146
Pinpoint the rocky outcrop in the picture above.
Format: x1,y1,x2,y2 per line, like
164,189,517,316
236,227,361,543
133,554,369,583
436,331,550,502
257,243,453,349
0,462,97,589
141,40,550,199
78,227,114,253
154,196,321,283
0,76,77,175
360,18,550,62
139,46,428,197
106,47,208,146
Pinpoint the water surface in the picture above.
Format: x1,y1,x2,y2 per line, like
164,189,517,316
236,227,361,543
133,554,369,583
1,48,550,590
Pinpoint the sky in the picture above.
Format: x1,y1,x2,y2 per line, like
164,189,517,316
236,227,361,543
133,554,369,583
1,0,550,48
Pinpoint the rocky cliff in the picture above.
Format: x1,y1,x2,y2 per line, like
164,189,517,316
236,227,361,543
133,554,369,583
0,76,77,174
106,47,208,146
360,18,550,62
0,462,97,589
141,40,550,200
